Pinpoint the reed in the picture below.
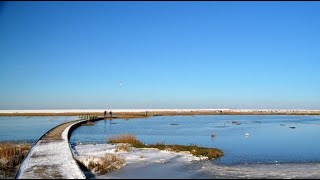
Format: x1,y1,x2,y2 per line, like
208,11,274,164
148,143,223,160
0,142,30,178
115,144,131,152
81,120,94,126
86,153,125,174
107,134,145,148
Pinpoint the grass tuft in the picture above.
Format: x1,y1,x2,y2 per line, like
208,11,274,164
107,134,145,148
78,153,126,175
88,154,125,174
81,120,94,126
115,144,131,152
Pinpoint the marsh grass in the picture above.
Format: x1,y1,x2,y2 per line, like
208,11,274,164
81,120,94,126
107,134,223,160
148,143,223,160
107,134,144,148
115,144,131,152
78,153,125,175
0,143,30,178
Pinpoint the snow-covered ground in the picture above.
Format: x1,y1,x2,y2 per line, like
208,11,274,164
73,144,320,179
73,144,205,179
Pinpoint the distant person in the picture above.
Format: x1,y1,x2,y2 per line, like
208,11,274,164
104,110,107,119
109,111,112,118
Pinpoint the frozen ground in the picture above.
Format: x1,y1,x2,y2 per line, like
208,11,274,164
74,144,320,179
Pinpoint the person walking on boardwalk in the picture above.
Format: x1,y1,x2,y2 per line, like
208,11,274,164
109,111,112,118
104,110,107,119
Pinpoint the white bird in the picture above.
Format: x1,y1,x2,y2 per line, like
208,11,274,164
245,132,250,136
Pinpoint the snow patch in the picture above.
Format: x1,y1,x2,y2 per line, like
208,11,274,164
73,143,201,177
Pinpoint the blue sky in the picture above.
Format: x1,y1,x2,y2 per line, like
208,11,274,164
1,1,320,109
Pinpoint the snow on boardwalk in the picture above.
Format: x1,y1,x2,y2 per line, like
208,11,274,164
16,120,86,179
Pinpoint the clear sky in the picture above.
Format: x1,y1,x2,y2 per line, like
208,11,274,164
1,1,320,110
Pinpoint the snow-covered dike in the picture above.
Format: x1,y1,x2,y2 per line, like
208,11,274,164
1,108,320,114
17,121,86,179
0,109,227,113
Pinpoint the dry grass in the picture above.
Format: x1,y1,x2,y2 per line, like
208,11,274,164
107,134,144,148
0,143,31,177
115,144,131,152
78,153,126,175
81,120,94,126
106,134,223,160
148,143,223,160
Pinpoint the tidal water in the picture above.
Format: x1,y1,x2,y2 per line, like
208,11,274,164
0,116,77,143
70,115,320,165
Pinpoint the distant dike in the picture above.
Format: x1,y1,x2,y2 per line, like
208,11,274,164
1,109,320,116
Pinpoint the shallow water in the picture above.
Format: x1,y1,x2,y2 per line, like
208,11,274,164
99,161,320,179
195,161,320,179
0,116,77,143
98,160,208,179
70,115,320,165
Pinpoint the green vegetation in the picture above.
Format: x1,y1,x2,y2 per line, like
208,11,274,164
107,134,223,160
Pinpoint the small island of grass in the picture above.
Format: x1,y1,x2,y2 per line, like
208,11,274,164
107,134,223,160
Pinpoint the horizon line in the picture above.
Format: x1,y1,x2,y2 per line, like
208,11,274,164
1,108,320,113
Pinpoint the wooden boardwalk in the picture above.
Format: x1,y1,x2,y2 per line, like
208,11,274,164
16,120,88,179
